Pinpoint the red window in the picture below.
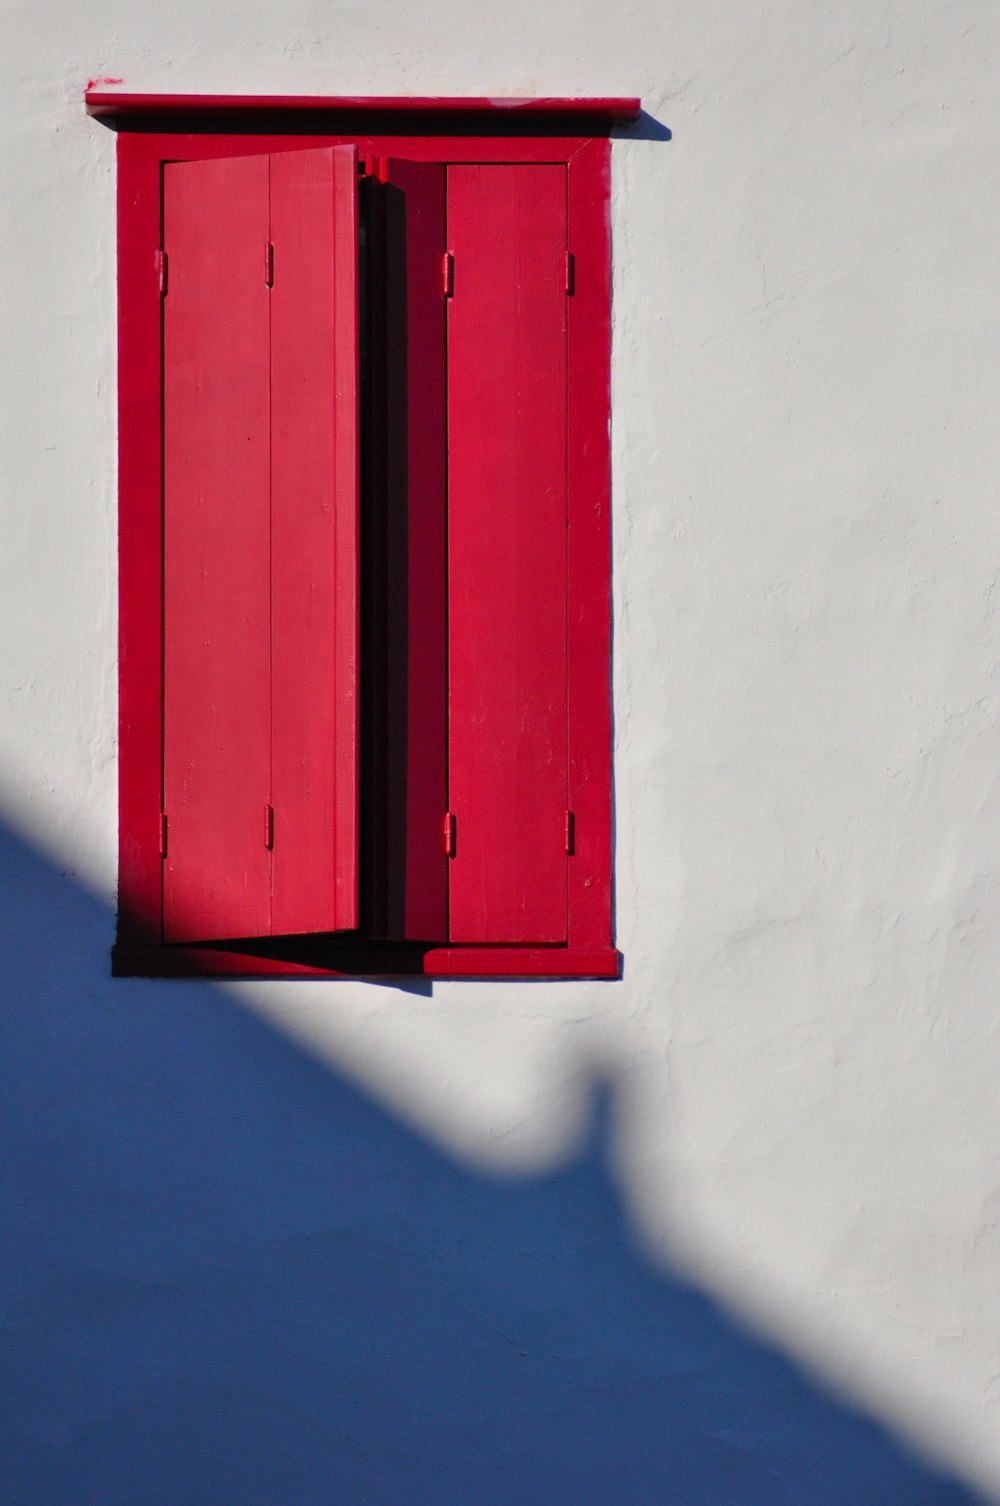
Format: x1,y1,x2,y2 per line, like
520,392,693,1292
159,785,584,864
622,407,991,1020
97,94,631,978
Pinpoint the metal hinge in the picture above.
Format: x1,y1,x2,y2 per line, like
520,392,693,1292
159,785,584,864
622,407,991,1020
158,811,168,858
443,811,456,857
155,249,168,296
565,251,575,296
265,803,275,850
264,242,274,288
441,251,455,298
565,810,575,855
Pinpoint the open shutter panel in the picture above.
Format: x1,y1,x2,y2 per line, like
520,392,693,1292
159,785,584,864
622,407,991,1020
270,145,360,934
446,164,570,944
163,147,360,944
163,154,272,944
366,158,449,941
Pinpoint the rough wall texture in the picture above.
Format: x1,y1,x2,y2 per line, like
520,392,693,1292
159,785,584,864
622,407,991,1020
2,0,1000,1500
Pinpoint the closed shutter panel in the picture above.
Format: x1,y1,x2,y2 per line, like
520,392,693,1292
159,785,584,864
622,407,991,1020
446,164,569,944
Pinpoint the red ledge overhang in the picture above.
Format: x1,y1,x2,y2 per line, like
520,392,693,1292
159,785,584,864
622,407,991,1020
85,92,641,123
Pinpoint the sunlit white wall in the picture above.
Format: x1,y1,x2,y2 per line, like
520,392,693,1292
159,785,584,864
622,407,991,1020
2,0,1000,1495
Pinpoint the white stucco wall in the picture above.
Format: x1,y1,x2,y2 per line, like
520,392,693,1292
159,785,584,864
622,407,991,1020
3,0,1000,1499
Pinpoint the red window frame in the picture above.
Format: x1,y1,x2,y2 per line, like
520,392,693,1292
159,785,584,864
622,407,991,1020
101,96,625,979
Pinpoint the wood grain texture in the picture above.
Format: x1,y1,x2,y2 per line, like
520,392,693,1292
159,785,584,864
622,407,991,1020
270,145,359,933
447,164,569,943
162,153,271,942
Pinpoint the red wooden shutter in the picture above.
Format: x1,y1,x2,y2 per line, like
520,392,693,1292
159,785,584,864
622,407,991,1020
163,154,272,943
366,158,449,941
270,145,360,934
446,164,569,944
163,147,360,943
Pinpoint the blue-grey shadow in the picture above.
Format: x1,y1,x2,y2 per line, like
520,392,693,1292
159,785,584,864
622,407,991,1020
612,109,672,142
0,819,984,1504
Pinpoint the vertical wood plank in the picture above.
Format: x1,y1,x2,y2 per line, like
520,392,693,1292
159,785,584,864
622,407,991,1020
567,139,614,947
447,163,569,943
270,145,360,933
366,158,448,940
162,154,271,943
117,136,166,945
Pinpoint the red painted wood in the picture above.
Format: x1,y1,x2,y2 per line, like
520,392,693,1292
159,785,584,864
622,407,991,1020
567,139,614,946
447,164,569,944
366,159,448,940
123,133,593,167
162,153,272,943
425,947,618,978
116,136,165,945
270,145,360,933
116,129,616,971
86,93,641,123
112,944,621,979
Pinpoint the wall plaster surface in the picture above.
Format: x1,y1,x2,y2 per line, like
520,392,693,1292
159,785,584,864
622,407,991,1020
3,0,1000,1499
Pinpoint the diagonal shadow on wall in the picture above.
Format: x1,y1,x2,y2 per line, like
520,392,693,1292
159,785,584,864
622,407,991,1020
0,819,987,1505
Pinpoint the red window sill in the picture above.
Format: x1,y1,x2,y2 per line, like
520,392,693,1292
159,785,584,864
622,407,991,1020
112,944,622,980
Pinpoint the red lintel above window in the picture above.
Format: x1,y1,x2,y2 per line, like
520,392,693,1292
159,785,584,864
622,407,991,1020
84,92,641,123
